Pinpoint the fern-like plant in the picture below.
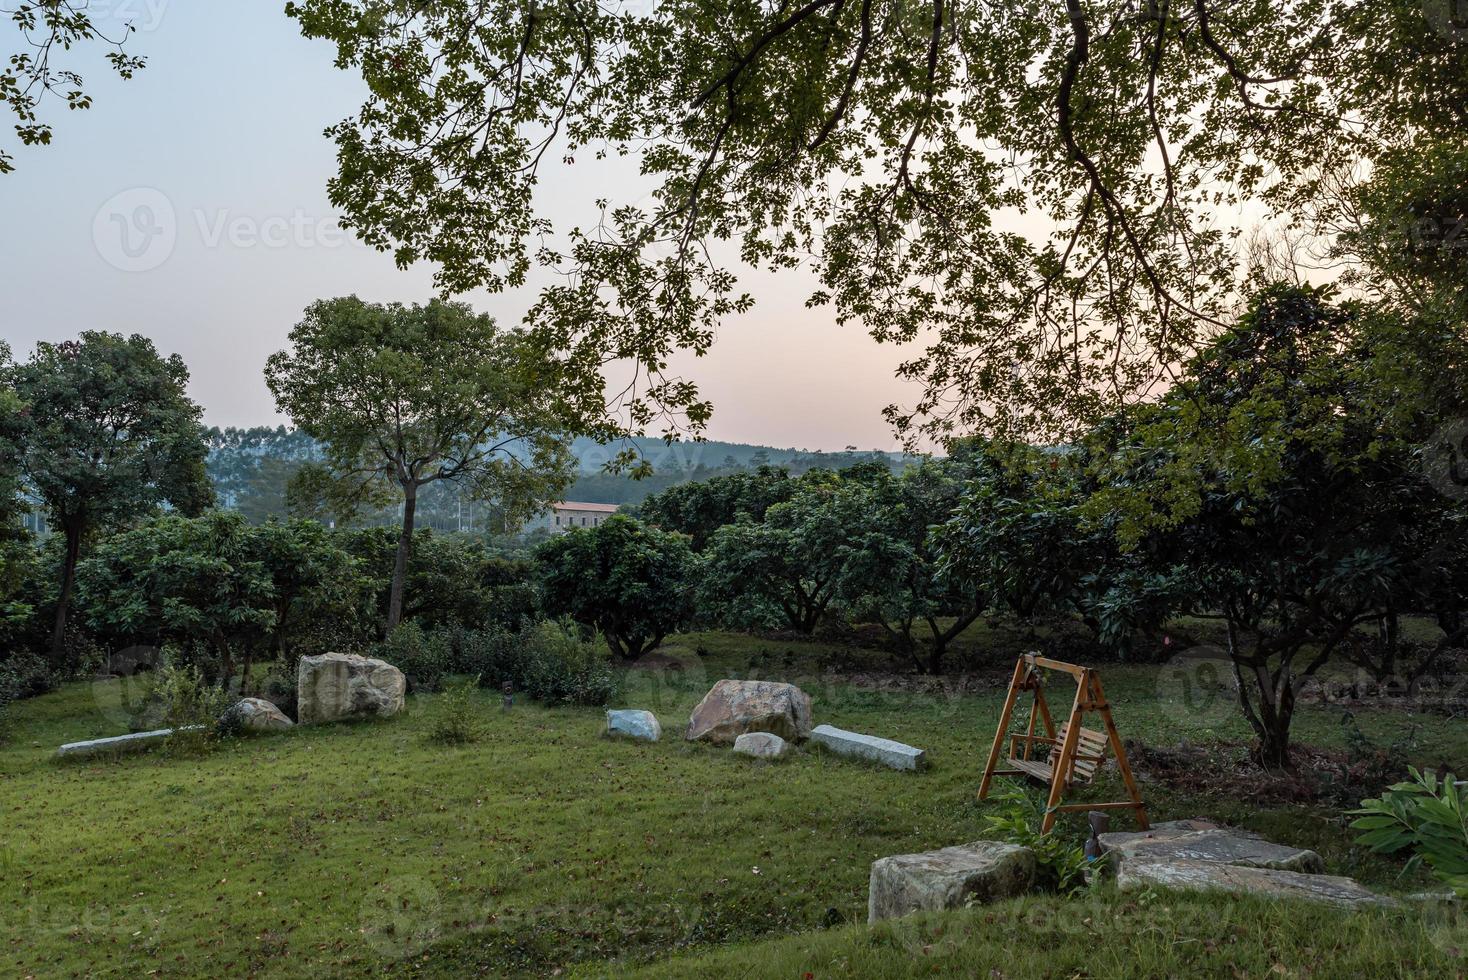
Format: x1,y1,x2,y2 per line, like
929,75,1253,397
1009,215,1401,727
1352,768,1468,897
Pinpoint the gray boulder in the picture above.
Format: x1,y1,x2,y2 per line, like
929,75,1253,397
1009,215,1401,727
297,653,406,725
225,697,294,733
1117,859,1394,908
868,841,1035,924
685,679,812,745
810,724,926,771
606,709,661,742
733,731,790,760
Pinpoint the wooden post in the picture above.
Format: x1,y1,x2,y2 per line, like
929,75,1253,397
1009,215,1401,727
1041,677,1087,834
979,657,1026,800
1089,673,1149,830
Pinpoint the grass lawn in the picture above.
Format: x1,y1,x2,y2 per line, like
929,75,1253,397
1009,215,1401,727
2,629,1465,977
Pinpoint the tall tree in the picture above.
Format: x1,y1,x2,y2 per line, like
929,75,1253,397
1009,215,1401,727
285,0,1466,444
2,1,147,174
265,297,582,631
12,332,210,661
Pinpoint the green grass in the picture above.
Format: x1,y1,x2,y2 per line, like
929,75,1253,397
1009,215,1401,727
2,630,1465,978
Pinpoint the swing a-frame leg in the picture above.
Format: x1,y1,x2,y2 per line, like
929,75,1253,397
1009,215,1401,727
979,655,1148,833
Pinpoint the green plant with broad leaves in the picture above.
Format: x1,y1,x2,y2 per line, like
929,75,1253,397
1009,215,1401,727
980,783,1090,897
1352,768,1468,898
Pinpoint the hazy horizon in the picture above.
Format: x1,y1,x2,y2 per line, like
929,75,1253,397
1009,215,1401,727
0,3,923,453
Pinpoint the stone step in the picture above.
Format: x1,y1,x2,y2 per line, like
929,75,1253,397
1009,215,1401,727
869,841,1035,923
811,724,926,771
1100,826,1323,874
1117,859,1395,908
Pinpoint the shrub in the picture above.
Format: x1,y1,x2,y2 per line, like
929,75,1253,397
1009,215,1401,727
981,783,1090,895
1352,768,1468,897
375,621,451,692
519,620,621,707
151,662,234,756
426,677,485,744
0,651,60,702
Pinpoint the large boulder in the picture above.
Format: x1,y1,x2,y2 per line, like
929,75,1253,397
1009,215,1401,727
733,731,790,760
1117,859,1394,908
225,697,294,733
297,653,406,725
606,709,661,742
685,679,813,745
868,841,1035,924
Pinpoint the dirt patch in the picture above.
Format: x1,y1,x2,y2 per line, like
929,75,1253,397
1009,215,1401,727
1124,739,1412,808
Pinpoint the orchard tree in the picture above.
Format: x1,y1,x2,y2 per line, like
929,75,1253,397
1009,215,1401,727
701,475,867,634
284,1,1465,445
12,332,211,661
78,512,365,688
635,465,797,550
536,515,696,659
1094,286,1468,768
266,297,582,631
839,461,984,674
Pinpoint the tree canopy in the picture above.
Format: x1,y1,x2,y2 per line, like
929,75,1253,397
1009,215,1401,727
286,0,1467,445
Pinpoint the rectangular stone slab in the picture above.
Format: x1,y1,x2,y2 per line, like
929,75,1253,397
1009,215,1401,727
811,724,926,771
1118,859,1395,908
55,727,182,759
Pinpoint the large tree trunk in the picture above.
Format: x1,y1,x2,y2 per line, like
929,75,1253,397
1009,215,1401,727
387,484,417,633
49,521,84,663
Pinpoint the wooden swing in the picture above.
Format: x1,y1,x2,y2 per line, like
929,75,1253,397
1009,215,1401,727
979,653,1149,834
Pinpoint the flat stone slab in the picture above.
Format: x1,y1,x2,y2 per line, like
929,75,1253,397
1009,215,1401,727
1117,859,1395,908
733,731,789,760
1102,828,1321,874
606,709,661,742
869,841,1035,923
56,727,193,759
811,724,926,771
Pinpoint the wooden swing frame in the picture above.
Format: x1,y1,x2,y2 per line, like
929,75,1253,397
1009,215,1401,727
979,653,1149,834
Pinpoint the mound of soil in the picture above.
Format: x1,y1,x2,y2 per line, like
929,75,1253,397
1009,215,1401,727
1124,739,1410,808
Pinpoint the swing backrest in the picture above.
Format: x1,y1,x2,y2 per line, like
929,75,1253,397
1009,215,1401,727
1049,722,1110,785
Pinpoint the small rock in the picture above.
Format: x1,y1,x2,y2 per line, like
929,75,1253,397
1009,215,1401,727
810,724,926,771
685,679,812,745
606,709,661,742
297,652,406,725
225,697,294,733
1117,859,1395,908
869,841,1035,923
733,732,789,760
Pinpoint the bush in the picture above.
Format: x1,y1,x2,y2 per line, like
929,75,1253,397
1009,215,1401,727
1352,768,1468,897
375,621,451,692
426,677,485,744
0,650,60,702
519,620,621,707
151,662,234,756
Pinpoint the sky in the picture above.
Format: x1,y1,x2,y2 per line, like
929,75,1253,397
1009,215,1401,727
0,2,919,453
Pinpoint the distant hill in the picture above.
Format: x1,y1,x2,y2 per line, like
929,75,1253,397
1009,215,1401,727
204,426,914,525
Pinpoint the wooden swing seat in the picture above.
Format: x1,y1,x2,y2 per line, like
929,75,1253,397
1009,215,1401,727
979,654,1149,833
1002,722,1109,787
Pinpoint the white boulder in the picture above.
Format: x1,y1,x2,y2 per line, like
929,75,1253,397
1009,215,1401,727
297,653,406,725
